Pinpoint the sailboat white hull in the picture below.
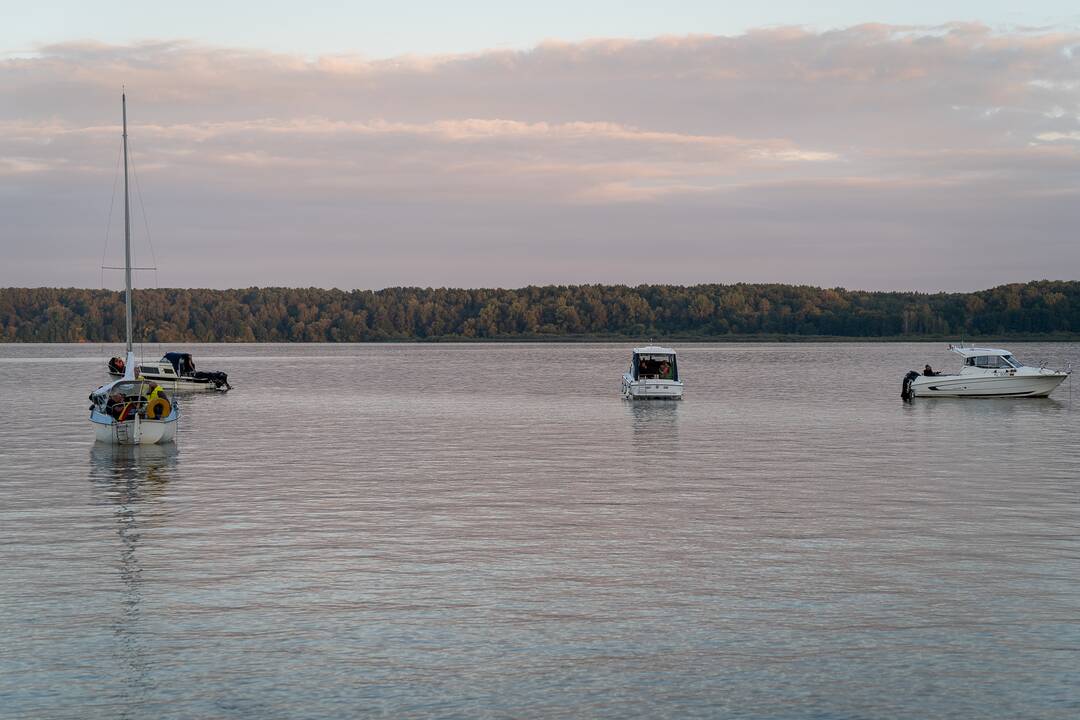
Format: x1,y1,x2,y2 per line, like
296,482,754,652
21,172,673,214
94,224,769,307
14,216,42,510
90,409,177,445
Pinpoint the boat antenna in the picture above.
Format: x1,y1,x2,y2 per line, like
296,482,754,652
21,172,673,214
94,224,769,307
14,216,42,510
122,89,133,355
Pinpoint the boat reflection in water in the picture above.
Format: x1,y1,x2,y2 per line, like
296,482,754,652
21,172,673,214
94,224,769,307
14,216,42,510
626,397,681,446
88,443,179,712
88,442,178,500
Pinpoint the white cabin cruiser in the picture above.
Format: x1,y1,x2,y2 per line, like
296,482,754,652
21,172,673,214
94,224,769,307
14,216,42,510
109,352,231,392
88,93,179,445
902,345,1071,399
622,346,684,400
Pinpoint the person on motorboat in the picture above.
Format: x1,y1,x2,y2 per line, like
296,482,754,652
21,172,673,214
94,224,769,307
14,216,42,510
923,364,939,376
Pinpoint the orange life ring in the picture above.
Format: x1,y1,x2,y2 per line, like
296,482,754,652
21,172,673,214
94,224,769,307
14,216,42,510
147,397,171,419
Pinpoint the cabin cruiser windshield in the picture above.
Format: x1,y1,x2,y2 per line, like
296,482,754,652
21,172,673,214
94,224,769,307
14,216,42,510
634,353,678,381
967,354,1021,369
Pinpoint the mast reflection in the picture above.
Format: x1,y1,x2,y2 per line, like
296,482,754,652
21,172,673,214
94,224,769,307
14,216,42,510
88,444,178,716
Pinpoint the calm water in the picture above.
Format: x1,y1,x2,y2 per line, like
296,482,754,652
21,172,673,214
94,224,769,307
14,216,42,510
2,342,1078,719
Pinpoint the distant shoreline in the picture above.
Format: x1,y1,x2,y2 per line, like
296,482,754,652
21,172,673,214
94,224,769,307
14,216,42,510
4,281,1078,343
7,334,1080,344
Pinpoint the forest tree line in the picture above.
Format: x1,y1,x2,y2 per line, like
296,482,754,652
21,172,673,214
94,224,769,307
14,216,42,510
2,281,1079,342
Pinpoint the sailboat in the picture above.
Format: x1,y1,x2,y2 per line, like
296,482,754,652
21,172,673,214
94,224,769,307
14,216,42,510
88,92,179,445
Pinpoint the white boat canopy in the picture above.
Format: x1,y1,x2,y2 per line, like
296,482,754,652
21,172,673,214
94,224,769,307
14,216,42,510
633,345,677,356
949,345,1013,358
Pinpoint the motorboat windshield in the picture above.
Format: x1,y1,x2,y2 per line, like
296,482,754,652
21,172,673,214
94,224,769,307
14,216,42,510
950,345,1028,370
633,351,678,381
963,354,1022,369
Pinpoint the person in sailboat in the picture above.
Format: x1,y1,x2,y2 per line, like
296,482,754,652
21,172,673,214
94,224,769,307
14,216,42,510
143,382,171,419
106,392,125,419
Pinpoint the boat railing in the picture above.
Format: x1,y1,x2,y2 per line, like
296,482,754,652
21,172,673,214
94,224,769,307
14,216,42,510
110,396,147,419
98,394,176,421
1039,359,1073,374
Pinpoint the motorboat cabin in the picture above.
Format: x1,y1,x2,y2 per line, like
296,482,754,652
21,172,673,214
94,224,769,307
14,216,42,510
108,351,231,392
902,345,1071,399
622,345,684,399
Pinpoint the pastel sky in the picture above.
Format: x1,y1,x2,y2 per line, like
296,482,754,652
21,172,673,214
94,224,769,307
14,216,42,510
3,2,1080,291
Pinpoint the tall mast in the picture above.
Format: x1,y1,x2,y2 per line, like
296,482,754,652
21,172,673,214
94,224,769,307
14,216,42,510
122,91,133,353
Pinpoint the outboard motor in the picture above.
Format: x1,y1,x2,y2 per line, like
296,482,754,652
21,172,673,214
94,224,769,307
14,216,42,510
901,370,920,400
194,370,231,390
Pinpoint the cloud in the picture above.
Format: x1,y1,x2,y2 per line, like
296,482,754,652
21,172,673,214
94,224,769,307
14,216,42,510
2,24,1079,290
0,115,840,203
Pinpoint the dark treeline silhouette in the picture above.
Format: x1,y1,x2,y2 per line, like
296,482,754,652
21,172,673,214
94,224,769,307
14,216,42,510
2,281,1078,342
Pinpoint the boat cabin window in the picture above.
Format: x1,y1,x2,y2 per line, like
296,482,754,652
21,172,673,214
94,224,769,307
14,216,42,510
968,355,1012,369
634,353,677,380
140,366,158,375
161,367,176,375
1002,355,1021,368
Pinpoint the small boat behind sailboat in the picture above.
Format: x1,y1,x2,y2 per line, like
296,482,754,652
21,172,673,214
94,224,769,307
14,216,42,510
107,351,231,392
89,92,178,445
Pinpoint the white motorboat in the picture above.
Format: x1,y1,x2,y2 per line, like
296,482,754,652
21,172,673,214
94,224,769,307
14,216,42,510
902,344,1071,399
108,352,231,392
622,345,684,399
88,93,179,444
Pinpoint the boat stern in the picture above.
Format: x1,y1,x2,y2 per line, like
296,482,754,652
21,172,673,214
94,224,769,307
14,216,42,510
623,377,684,400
